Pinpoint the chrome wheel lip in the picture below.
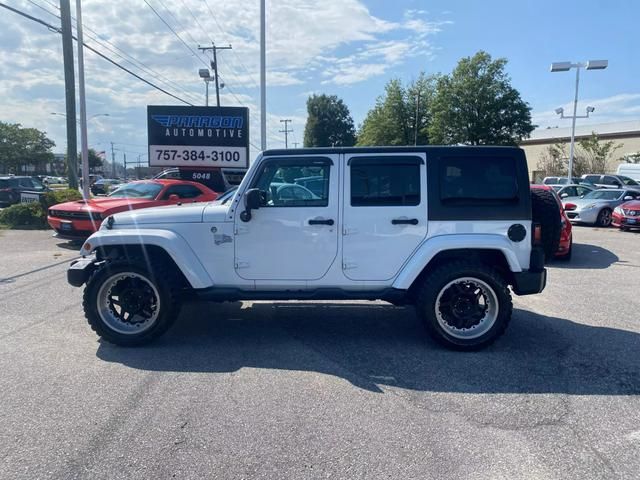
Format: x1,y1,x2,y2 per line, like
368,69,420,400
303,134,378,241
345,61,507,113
435,277,499,340
96,272,160,335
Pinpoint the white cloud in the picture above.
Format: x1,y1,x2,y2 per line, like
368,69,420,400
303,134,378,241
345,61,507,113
533,93,640,129
0,0,451,156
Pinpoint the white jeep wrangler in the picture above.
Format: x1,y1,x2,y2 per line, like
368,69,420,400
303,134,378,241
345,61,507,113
68,146,548,350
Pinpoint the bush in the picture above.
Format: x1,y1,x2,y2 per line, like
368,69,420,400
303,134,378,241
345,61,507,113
0,202,47,228
41,188,82,209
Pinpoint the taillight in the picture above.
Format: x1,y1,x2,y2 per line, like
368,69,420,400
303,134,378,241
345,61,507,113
533,223,543,246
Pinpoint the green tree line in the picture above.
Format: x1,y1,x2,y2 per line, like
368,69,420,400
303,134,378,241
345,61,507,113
304,51,535,148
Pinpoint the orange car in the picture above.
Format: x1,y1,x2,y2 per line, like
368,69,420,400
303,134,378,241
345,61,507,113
47,179,218,239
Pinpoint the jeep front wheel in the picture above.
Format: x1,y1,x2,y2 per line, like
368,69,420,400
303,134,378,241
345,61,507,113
83,260,181,346
415,262,513,351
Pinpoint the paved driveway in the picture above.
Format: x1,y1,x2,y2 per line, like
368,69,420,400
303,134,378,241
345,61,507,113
0,227,638,479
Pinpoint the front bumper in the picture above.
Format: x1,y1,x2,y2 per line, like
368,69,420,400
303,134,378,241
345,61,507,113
565,208,599,224
48,216,100,239
67,256,99,287
512,268,547,295
612,213,640,228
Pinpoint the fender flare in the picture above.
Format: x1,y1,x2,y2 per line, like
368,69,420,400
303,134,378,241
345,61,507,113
392,234,522,290
81,229,213,288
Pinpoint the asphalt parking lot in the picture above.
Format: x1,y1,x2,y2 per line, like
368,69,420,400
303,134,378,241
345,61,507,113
0,227,639,479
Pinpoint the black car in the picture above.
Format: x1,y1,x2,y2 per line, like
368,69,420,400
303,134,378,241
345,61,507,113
0,176,48,206
90,178,122,196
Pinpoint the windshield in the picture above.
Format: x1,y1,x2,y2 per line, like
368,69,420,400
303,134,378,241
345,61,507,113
620,176,639,186
582,190,623,201
108,182,162,199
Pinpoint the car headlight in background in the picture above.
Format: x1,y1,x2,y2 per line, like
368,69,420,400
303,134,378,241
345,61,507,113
88,212,102,221
614,207,624,215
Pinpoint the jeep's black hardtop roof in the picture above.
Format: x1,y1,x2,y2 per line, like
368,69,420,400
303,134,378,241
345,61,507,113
263,145,523,156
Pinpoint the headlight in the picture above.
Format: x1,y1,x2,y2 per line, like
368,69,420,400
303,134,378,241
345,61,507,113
88,212,102,221
614,206,624,215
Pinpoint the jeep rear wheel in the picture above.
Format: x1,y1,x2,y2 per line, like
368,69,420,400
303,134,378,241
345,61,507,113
83,259,181,346
415,261,513,351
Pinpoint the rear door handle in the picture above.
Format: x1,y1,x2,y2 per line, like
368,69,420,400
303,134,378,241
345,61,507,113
391,218,419,225
309,218,334,226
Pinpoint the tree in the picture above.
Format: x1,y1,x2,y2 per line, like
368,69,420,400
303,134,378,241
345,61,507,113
536,142,568,177
78,148,104,173
577,133,622,173
357,74,438,146
303,94,356,147
428,51,535,146
0,121,55,174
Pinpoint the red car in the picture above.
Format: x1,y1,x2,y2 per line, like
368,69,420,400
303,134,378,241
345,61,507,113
612,199,640,231
531,184,573,260
47,179,218,239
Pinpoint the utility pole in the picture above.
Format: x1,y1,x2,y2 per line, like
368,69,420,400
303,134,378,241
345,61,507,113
279,119,292,149
76,0,90,199
123,152,127,182
59,0,77,189
198,43,232,107
414,90,420,146
111,142,116,178
260,0,266,151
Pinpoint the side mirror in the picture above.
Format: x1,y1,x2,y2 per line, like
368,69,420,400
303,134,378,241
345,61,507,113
240,188,262,222
560,193,569,199
623,196,633,201
168,194,180,202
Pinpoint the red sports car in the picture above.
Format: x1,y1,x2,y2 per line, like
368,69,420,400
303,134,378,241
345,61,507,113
531,184,573,260
47,179,218,239
612,199,640,231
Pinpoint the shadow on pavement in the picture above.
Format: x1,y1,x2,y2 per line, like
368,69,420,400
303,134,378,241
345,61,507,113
56,240,83,251
97,301,640,395
550,242,619,269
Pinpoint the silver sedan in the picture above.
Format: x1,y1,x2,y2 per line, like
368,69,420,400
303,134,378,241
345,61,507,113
563,189,640,226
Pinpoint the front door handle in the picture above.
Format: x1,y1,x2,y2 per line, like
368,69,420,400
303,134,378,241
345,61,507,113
391,218,419,225
309,218,335,226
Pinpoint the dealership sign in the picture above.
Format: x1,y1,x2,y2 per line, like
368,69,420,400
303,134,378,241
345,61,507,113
147,105,249,168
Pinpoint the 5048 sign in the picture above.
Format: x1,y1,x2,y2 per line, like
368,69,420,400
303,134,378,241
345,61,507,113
149,145,246,168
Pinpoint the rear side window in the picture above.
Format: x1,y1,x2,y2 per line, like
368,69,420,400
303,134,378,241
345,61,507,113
582,175,600,183
350,156,421,206
439,156,518,203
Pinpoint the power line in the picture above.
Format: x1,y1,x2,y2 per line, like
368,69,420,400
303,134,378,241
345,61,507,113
279,119,292,149
0,2,194,105
143,0,207,67
35,0,201,103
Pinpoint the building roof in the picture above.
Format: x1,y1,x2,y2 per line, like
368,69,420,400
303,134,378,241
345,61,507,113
522,120,640,144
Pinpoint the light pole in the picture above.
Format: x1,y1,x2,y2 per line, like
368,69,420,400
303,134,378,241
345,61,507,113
199,69,213,106
550,60,608,181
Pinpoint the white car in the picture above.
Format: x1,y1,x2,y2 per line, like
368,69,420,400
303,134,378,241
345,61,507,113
68,146,550,351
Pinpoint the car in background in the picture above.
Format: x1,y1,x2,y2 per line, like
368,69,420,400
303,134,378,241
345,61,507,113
542,176,582,185
616,163,640,182
563,189,640,227
531,184,573,260
580,174,640,190
47,179,218,239
90,178,122,196
43,176,66,185
0,176,48,206
612,199,640,231
552,184,595,201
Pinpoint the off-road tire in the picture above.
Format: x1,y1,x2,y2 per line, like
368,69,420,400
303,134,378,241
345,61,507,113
531,189,562,259
83,257,181,346
596,208,613,227
415,261,513,351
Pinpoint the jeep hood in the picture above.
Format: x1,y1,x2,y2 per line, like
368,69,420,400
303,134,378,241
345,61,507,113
112,202,218,225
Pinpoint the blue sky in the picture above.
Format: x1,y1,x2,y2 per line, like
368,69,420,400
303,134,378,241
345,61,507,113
0,0,638,162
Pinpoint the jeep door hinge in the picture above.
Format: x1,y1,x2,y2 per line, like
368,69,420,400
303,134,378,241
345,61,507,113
234,226,249,235
343,227,358,235
234,261,250,269
342,262,357,270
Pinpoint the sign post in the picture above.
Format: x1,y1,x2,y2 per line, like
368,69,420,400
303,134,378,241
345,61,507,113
148,105,249,169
